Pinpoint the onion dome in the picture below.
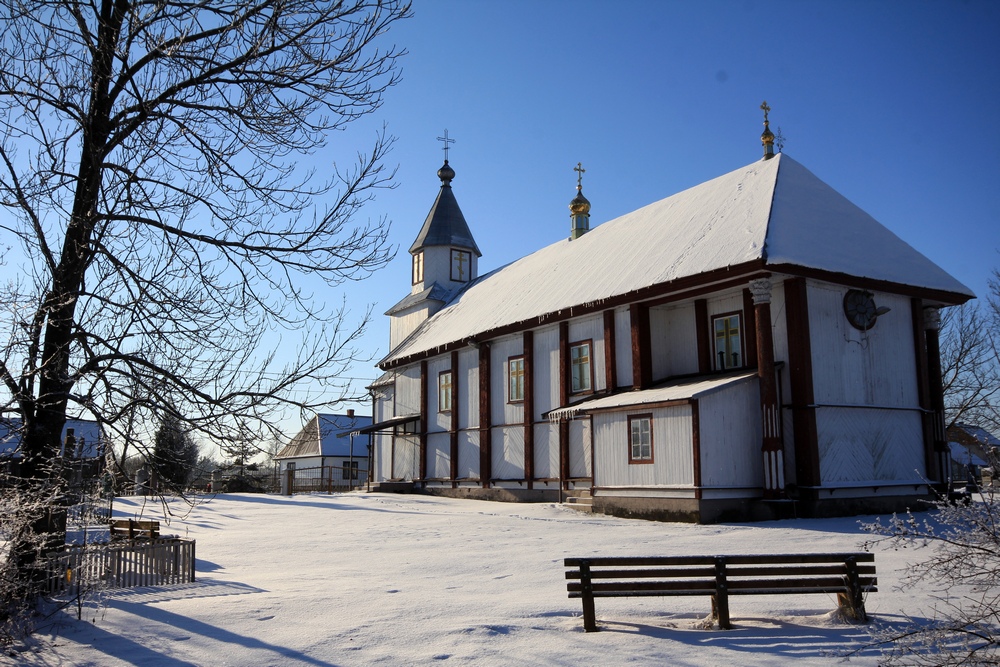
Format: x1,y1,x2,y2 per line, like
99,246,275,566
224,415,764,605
569,187,591,216
437,160,455,184
761,100,775,160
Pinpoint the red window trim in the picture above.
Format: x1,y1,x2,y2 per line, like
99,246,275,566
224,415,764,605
507,355,525,404
627,413,655,465
438,370,453,413
569,339,594,395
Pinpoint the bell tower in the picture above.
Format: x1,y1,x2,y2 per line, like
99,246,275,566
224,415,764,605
386,132,481,350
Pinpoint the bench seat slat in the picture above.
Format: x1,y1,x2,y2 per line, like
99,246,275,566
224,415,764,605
570,580,717,593
569,578,877,595
567,566,719,580
564,553,873,568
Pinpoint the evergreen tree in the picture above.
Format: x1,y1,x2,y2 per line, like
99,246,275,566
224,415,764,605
151,417,198,492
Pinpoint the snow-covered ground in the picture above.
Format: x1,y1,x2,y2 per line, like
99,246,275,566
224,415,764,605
8,493,940,666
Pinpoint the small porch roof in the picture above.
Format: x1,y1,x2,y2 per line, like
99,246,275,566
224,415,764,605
546,370,758,421
345,413,420,436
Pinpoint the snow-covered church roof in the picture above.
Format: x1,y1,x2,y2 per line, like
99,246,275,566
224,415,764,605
382,153,972,367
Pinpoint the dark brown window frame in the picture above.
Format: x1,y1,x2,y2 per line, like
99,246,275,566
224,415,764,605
569,339,594,395
438,370,453,413
507,355,525,404
627,413,655,464
450,248,472,282
412,250,424,285
711,310,745,371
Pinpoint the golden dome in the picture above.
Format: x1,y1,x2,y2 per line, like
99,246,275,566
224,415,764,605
569,187,591,216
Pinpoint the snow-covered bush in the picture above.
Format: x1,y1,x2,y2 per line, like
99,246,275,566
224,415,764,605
863,490,1000,665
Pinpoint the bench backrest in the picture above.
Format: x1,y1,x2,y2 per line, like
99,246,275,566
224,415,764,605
566,552,876,594
110,519,160,539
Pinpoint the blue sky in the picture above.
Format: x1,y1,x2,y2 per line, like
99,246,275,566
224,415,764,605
311,0,1000,415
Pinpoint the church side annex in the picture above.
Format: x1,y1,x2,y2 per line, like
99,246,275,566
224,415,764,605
358,112,974,523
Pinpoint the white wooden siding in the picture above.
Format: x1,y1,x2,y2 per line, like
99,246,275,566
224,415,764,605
389,304,431,351
491,425,525,479
532,326,560,420
707,291,744,319
372,386,394,482
593,405,694,487
393,435,418,481
650,302,699,379
807,283,919,408
458,430,480,479
568,418,592,478
426,356,451,432
816,407,925,483
533,422,559,479
428,432,450,478
614,307,633,389
490,335,523,426
458,348,479,430
698,379,763,487
395,365,422,418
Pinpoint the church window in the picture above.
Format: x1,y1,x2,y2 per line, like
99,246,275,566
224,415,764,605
508,356,525,403
412,251,424,284
438,371,453,412
713,312,743,370
342,460,359,480
450,249,471,282
570,341,593,394
628,414,653,463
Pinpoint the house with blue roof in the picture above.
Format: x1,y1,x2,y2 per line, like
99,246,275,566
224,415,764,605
275,411,373,493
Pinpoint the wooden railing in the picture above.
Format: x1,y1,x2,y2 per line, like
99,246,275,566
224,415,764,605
45,538,196,593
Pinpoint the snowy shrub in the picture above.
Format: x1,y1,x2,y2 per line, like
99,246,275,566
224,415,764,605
862,490,1000,666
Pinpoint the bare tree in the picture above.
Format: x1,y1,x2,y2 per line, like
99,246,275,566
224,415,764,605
0,0,410,605
941,291,1000,433
862,489,1000,666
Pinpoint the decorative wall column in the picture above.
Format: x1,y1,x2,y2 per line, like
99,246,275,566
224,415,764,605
630,303,651,389
559,321,570,487
478,343,492,488
450,350,459,487
750,278,785,498
419,359,428,482
924,307,950,486
523,330,534,488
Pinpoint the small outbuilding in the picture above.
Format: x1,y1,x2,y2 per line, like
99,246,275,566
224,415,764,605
276,412,373,493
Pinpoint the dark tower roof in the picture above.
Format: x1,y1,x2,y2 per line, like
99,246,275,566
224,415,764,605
409,161,482,257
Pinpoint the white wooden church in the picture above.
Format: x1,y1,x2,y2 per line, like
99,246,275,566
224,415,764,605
358,114,973,522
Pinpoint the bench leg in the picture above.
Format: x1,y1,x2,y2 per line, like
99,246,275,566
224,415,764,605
713,557,731,629
837,591,867,623
582,593,598,632
839,557,868,623
711,594,731,630
579,561,599,632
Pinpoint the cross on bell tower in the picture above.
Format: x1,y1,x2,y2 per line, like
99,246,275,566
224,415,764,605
437,129,455,163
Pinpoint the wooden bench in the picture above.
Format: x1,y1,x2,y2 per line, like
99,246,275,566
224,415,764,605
565,552,876,631
109,519,160,541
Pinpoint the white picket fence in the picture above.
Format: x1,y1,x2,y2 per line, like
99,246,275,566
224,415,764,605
45,538,196,594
